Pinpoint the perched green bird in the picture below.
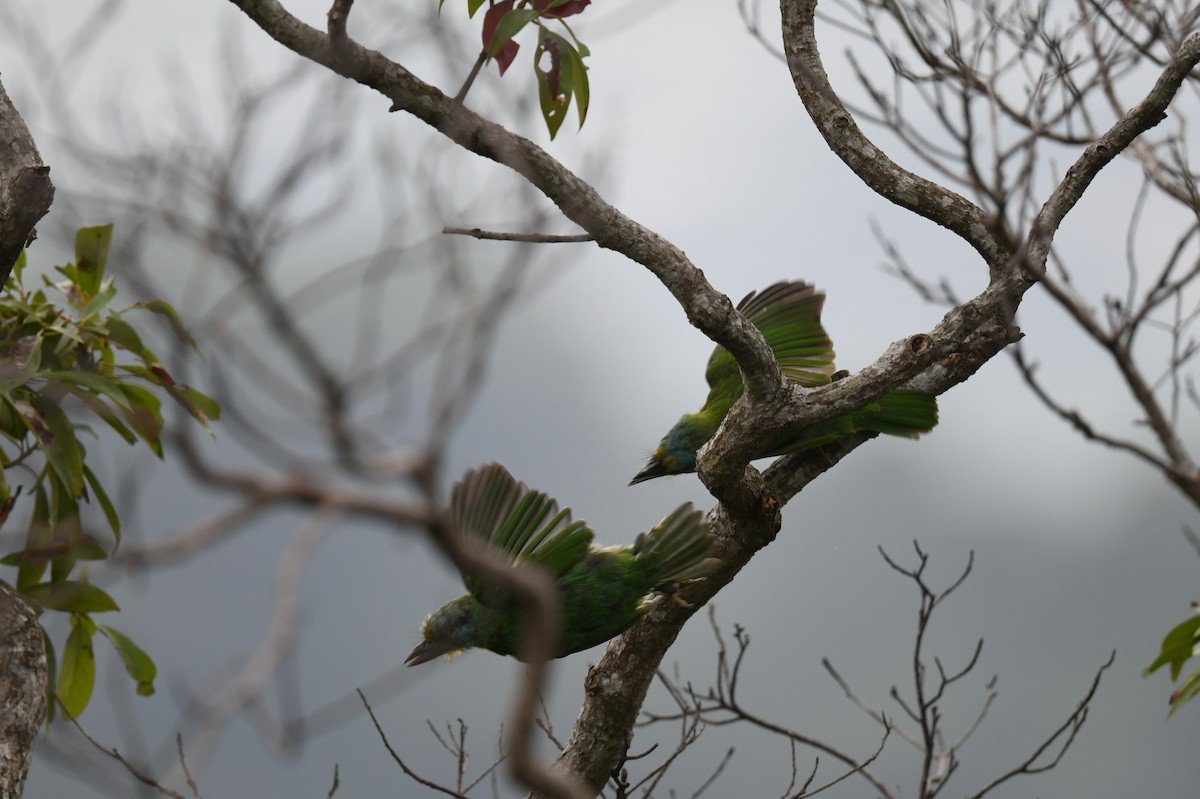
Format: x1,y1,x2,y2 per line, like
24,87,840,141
405,463,717,665
631,281,938,484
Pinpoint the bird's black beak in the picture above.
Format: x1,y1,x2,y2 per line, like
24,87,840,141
404,638,456,667
629,456,669,486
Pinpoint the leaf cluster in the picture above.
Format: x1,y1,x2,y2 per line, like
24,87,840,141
0,225,219,721
449,0,591,139
1145,609,1200,717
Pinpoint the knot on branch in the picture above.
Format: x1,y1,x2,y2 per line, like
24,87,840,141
908,333,932,356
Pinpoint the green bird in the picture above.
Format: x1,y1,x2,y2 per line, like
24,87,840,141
405,463,717,666
630,281,938,484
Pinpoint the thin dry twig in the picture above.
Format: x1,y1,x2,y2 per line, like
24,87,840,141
325,764,340,798
442,226,594,243
640,606,896,798
966,652,1116,799
357,690,471,799
62,703,189,799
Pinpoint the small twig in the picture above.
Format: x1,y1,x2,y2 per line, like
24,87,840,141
358,690,470,799
823,657,921,749
627,707,706,795
650,609,896,797
326,764,340,798
621,742,659,762
780,739,818,799
689,746,735,798
175,734,200,799
1183,525,1200,558
442,226,594,243
453,51,489,104
536,692,565,751
326,0,353,42
62,702,188,799
951,676,999,751
799,727,890,798
967,651,1116,799
455,719,469,792
1009,343,1175,473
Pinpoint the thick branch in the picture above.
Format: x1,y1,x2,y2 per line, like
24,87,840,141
780,2,1009,270
552,14,1200,797
223,0,783,407
220,5,1200,798
1025,32,1200,272
0,79,55,286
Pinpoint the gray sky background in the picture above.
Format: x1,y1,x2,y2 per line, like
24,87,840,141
6,1,1200,797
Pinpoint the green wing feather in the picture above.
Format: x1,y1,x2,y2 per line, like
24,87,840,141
449,463,593,604
863,389,939,437
705,282,836,392
633,502,718,590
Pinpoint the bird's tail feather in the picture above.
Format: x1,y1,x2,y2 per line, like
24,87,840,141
635,503,718,591
866,389,939,438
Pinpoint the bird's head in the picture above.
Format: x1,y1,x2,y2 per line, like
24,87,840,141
405,596,480,666
630,418,709,485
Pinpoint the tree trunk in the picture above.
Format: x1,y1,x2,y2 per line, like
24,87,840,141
0,581,46,799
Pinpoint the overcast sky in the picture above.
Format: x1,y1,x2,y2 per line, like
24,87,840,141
7,1,1200,797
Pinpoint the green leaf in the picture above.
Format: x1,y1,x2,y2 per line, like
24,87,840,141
0,482,13,524
1146,614,1200,679
535,30,568,139
1169,667,1200,718
170,385,221,427
22,581,120,613
67,533,110,561
132,299,199,354
17,483,52,589
47,468,84,584
58,615,96,717
73,225,114,297
103,316,149,358
0,550,32,566
82,464,121,543
116,383,163,456
80,280,119,322
44,370,135,413
0,336,42,394
59,386,138,445
33,396,85,497
467,0,487,16
563,37,589,126
10,248,27,286
487,8,539,57
532,29,588,138
97,625,156,697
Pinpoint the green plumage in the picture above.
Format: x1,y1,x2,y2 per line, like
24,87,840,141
631,281,938,483
405,464,717,666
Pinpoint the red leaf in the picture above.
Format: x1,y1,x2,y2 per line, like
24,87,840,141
533,0,590,18
149,364,175,386
482,1,521,75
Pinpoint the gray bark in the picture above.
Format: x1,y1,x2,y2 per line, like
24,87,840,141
0,78,54,286
0,73,53,799
0,581,46,799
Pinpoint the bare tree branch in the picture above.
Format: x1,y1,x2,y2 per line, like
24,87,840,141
62,704,189,799
966,652,1115,799
442,226,594,243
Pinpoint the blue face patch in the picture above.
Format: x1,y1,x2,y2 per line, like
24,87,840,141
422,599,477,649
